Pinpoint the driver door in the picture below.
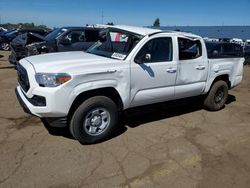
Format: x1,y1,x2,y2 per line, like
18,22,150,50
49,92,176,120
130,37,177,107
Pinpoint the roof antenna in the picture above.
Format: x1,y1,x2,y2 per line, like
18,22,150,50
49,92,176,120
101,10,104,24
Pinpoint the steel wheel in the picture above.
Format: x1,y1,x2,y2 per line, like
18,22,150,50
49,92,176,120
83,108,111,136
204,80,228,111
214,87,225,103
70,96,118,144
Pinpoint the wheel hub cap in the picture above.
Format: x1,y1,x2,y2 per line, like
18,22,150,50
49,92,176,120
90,115,102,127
83,108,111,136
215,89,224,103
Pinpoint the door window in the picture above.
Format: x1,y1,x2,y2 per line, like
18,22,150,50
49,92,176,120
178,38,202,60
135,37,173,63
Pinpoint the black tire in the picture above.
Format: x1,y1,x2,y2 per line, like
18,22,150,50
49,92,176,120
69,96,118,144
204,80,228,111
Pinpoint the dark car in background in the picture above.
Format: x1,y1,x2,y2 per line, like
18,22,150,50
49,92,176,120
244,45,250,57
205,42,244,59
0,29,15,36
0,28,49,51
0,27,8,34
9,26,102,65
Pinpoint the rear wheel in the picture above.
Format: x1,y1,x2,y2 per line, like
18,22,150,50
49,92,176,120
70,96,118,144
204,80,228,111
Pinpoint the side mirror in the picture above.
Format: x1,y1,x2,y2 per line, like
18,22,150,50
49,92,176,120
135,53,151,64
145,54,151,61
60,38,71,45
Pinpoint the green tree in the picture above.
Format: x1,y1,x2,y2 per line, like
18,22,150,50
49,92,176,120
153,18,160,27
0,22,51,31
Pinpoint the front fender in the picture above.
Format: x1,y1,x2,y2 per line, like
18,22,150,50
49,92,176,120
67,79,130,113
72,79,118,97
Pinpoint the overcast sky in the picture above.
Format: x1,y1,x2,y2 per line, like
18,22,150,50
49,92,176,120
0,0,250,27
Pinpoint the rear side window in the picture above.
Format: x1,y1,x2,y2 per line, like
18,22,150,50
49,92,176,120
178,38,202,60
135,37,173,63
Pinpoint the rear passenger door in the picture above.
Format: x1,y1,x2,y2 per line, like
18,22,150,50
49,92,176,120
175,37,208,99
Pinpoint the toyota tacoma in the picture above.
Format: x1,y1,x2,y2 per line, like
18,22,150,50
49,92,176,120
15,25,244,144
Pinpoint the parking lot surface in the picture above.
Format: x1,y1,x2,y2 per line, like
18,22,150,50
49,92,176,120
0,51,250,188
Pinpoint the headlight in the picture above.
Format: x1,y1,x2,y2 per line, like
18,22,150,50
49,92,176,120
35,73,71,87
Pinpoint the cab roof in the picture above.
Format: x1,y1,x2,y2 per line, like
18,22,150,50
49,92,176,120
110,25,201,39
109,25,161,36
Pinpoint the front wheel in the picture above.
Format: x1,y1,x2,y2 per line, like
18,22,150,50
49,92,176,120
204,80,228,111
70,96,118,144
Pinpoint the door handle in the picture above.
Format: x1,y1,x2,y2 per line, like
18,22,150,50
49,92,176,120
195,65,205,70
166,68,176,73
106,69,117,73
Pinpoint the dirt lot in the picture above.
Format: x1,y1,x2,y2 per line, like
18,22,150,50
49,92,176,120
0,50,250,188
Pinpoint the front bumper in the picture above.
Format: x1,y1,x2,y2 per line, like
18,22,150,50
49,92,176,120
15,85,74,118
16,88,68,127
15,59,76,119
15,88,32,115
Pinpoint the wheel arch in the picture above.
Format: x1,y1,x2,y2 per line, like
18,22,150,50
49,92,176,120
68,87,123,121
212,74,231,88
205,74,231,93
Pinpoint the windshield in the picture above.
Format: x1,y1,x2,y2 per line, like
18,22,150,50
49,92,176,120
45,28,67,40
87,29,143,60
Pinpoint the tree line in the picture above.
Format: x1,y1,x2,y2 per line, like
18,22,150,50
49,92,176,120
0,18,160,31
0,22,51,30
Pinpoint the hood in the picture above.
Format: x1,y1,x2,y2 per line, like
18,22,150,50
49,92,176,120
24,51,118,73
11,33,46,46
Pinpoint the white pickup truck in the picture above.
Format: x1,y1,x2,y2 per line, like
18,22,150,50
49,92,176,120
15,25,244,144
